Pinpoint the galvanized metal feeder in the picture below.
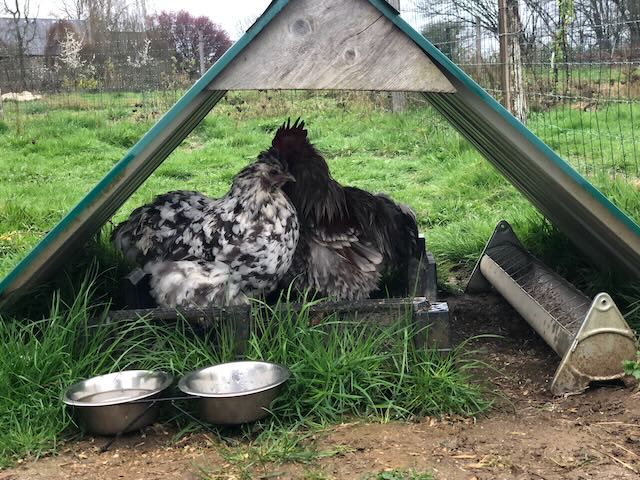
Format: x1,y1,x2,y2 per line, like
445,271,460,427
467,220,637,395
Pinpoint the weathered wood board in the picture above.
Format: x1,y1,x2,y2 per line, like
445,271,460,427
207,0,455,92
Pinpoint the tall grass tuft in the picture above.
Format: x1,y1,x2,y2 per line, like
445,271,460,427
0,279,490,467
0,273,116,466
244,291,490,426
0,272,236,466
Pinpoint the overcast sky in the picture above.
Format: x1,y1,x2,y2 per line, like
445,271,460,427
31,0,272,39
27,1,423,40
146,0,271,38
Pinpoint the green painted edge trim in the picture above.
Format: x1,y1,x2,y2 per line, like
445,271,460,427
0,0,292,298
367,0,640,236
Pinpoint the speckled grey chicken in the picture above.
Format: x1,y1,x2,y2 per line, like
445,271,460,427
271,118,421,300
111,153,299,308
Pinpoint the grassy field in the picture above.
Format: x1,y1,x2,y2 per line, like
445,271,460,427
0,90,639,468
0,277,490,468
1,91,638,284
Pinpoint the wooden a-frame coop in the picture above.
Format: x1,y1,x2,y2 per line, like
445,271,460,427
0,0,639,392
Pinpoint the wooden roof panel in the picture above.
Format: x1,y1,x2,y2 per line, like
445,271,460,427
207,0,455,92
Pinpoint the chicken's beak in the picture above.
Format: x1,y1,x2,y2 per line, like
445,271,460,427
275,172,296,185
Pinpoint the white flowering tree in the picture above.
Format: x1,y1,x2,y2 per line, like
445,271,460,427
56,29,97,90
127,38,152,69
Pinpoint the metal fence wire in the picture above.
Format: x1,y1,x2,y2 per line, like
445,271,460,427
0,0,639,186
401,0,640,182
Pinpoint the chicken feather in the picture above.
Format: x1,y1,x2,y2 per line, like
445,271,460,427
272,118,420,300
112,152,299,308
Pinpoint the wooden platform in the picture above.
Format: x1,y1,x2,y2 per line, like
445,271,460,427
106,297,451,354
109,243,447,354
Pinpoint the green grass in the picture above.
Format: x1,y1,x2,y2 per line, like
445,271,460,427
2,90,638,292
198,425,351,479
247,293,488,423
0,273,125,466
528,102,640,181
364,470,434,480
1,89,639,469
0,277,489,468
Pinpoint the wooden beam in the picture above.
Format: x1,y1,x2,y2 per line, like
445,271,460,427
106,297,452,353
207,0,455,92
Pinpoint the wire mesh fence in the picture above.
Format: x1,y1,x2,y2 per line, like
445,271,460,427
0,0,639,187
401,0,640,182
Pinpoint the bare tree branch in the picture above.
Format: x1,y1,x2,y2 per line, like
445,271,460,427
2,0,39,89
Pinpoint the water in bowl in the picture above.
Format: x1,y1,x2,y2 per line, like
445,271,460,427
78,388,151,404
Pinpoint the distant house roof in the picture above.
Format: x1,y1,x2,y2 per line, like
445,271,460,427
0,17,88,56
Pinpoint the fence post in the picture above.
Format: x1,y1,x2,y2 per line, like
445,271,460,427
0,88,3,121
475,16,482,78
507,0,527,123
387,0,406,113
498,0,527,123
198,29,206,77
498,0,512,112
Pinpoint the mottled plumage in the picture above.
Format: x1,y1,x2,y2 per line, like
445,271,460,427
112,153,299,308
272,118,420,300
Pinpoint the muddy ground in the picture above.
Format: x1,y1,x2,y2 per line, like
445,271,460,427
2,293,639,480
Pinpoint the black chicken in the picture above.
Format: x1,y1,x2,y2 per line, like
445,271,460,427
271,118,421,300
111,153,299,308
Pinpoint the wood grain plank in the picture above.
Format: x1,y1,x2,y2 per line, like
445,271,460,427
208,0,455,92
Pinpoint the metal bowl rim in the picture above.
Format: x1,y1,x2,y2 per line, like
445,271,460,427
62,369,174,407
178,361,290,398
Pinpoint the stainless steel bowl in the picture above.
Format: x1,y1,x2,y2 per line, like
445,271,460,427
63,370,173,435
178,361,290,425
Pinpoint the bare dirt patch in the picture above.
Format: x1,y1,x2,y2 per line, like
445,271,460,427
3,293,639,480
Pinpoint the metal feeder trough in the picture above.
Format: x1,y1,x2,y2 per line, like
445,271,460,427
467,220,637,395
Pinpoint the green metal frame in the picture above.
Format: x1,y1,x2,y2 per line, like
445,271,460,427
1,0,638,307
369,0,640,276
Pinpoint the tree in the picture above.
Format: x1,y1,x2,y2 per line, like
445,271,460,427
57,0,86,20
573,0,624,52
421,21,463,60
415,0,561,61
2,0,38,90
58,0,147,31
415,0,638,59
56,29,97,90
417,0,528,120
148,10,232,78
416,0,498,35
612,0,640,52
44,19,76,67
